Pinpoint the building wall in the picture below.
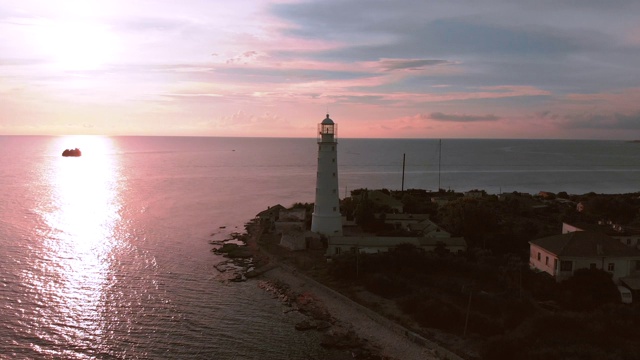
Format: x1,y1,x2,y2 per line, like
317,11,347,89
327,236,465,257
562,222,640,249
612,235,640,248
562,223,582,234
530,244,640,282
559,257,636,282
279,232,306,251
529,244,558,277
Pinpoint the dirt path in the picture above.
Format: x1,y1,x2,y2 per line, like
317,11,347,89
261,265,454,360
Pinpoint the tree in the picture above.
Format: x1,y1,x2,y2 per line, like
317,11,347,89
437,198,500,247
354,190,376,227
558,268,620,311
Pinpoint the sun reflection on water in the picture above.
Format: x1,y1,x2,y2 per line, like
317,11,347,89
36,135,123,355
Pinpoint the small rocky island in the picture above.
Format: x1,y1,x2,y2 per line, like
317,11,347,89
62,148,82,157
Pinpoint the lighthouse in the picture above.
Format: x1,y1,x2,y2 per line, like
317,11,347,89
311,114,343,236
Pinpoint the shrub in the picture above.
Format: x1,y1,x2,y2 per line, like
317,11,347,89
558,268,619,311
363,273,409,298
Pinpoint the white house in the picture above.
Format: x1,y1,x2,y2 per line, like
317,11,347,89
326,215,466,256
365,190,404,213
464,190,485,198
529,231,640,283
382,213,430,231
326,235,467,256
407,218,451,238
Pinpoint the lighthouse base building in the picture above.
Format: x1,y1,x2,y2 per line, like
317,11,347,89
311,114,343,236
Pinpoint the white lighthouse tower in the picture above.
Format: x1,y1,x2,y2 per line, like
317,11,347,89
311,114,343,236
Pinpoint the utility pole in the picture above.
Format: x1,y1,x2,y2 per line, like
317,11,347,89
463,284,473,338
356,243,360,278
438,139,442,191
401,153,406,192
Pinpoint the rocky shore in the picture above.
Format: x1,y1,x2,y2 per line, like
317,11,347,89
210,219,449,360
257,278,379,357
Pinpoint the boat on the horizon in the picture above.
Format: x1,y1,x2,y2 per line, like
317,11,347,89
62,148,82,157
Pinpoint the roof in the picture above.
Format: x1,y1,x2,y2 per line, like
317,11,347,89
321,114,334,125
278,207,306,221
365,190,403,209
530,231,640,258
407,219,449,236
564,221,640,236
419,236,466,247
620,277,640,291
384,214,430,221
329,235,466,248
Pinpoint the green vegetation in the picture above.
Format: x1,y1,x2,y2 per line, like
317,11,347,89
326,190,640,359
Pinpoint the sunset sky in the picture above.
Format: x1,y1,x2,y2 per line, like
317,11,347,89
1,0,640,139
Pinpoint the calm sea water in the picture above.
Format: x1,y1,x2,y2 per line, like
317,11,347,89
0,136,638,359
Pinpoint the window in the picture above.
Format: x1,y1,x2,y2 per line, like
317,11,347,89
560,261,573,271
332,172,336,177
545,256,549,265
608,263,615,272
333,207,337,212
537,252,541,261
332,158,335,162
332,189,336,194
590,263,597,269
335,247,341,255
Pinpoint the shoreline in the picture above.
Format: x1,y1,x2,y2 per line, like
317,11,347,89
239,219,461,360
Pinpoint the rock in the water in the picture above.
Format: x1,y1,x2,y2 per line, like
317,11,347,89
62,148,82,157
213,243,253,258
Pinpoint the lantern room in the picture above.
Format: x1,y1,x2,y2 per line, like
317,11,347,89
318,114,337,143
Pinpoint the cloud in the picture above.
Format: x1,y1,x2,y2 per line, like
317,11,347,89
0,58,46,67
430,112,501,122
113,17,197,33
213,110,292,131
271,1,611,58
226,51,261,64
378,59,452,71
268,0,638,95
559,111,640,130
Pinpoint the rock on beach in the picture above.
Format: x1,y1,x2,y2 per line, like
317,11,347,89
258,268,444,360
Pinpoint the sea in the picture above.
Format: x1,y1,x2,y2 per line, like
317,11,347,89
0,136,638,359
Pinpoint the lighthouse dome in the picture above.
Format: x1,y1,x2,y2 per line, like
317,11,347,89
321,114,334,125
